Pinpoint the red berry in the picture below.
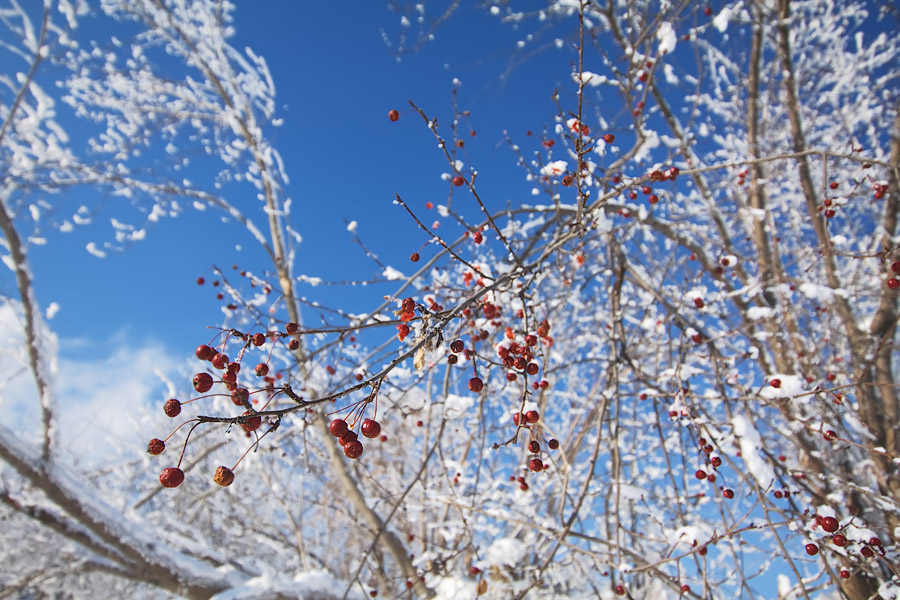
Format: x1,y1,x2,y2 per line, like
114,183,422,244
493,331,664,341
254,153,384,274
388,109,399,122
159,467,184,488
861,546,874,558
548,438,559,450
693,297,704,309
840,570,850,579
472,231,483,244
163,398,181,418
603,133,615,144
251,333,265,346
329,419,349,438
211,353,229,370
513,413,522,426
805,543,819,556
468,377,484,393
525,410,540,423
695,469,707,480
824,430,837,441
891,261,900,273
344,440,364,459
526,362,539,376
285,322,299,334
723,488,734,499
193,372,213,393
888,278,900,290
255,363,269,376
704,7,712,16
196,277,205,285
829,182,839,190
450,339,464,353
213,466,234,487
833,534,847,546
147,438,165,455
289,339,300,350
453,175,465,187
340,430,358,446
770,378,782,388
711,456,722,468
529,458,544,472
410,252,420,262
231,387,249,406
241,411,261,432
681,585,690,593
195,345,214,360
528,440,540,453
821,516,839,532
361,419,382,438
615,585,625,596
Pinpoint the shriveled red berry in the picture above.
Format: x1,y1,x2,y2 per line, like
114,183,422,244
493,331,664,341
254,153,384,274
410,252,420,262
468,377,484,392
344,440,364,459
289,339,300,350
450,339,464,353
193,372,213,393
159,467,184,488
548,438,560,450
529,458,544,472
147,438,166,455
195,345,214,361
528,440,540,453
285,322,299,334
388,109,399,122
805,543,819,556
213,466,234,487
329,419,349,438
361,419,382,438
163,398,181,418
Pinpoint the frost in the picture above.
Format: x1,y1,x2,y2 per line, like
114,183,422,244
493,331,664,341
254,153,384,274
732,414,775,486
746,306,774,320
485,537,526,567
382,266,406,280
657,22,676,54
713,7,732,32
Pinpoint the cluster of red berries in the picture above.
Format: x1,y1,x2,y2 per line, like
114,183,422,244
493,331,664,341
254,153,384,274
885,260,900,290
329,417,381,459
396,297,417,341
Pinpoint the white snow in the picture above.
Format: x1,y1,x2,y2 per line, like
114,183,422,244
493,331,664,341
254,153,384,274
657,22,677,54
732,414,775,487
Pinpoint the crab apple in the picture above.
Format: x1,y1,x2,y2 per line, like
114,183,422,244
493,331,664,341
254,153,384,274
603,133,615,144
526,362,539,376
193,372,213,393
450,339,465,353
529,457,544,472
344,440,364,459
723,488,734,499
770,378,782,388
388,109,399,121
472,231,483,244
211,353,229,370
361,419,382,438
213,466,235,487
832,534,847,546
195,344,214,361
528,440,540,453
241,412,261,433
251,333,265,346
147,438,166,455
163,398,181,418
548,438,560,450
288,339,300,350
285,322,299,334
410,252,420,262
824,430,838,441
254,362,269,377
615,585,625,596
525,410,540,424
468,377,484,393
693,297,705,309
453,175,465,187
840,570,850,579
888,278,900,290
805,543,819,556
695,469,707,480
340,430,358,446
159,467,185,488
860,546,874,558
329,418,349,438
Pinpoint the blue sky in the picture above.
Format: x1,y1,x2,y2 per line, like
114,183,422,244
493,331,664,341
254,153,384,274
21,2,577,362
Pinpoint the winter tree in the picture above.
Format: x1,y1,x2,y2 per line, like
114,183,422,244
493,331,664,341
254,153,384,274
1,1,898,599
